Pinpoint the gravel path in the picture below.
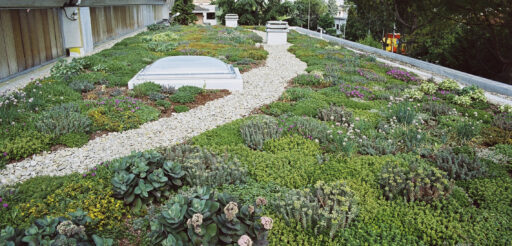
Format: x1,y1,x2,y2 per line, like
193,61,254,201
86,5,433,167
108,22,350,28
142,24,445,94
0,31,307,186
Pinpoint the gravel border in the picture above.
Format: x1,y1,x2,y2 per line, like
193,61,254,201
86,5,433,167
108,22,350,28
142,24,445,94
0,31,307,186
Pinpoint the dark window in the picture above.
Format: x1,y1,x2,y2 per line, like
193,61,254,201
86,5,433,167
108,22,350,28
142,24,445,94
336,24,340,30
207,12,215,20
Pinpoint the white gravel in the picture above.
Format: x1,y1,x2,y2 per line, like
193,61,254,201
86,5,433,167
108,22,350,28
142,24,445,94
0,31,307,186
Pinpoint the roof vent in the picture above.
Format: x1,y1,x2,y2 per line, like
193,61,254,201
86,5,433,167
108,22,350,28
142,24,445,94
225,14,239,27
128,56,243,91
265,21,289,45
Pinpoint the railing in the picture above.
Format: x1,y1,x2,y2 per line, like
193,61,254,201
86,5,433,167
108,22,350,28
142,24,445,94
291,27,512,97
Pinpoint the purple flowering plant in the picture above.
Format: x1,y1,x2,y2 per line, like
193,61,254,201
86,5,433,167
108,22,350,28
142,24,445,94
340,83,375,100
386,69,417,82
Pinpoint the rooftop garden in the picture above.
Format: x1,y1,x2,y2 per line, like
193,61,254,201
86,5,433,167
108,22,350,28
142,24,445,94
0,27,511,245
0,24,266,167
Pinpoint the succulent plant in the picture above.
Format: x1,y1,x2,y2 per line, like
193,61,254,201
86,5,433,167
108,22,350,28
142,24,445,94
150,188,271,245
434,148,487,180
240,115,282,150
1,210,112,246
163,161,186,186
111,171,137,204
272,181,358,239
147,168,169,189
380,160,454,203
134,179,154,199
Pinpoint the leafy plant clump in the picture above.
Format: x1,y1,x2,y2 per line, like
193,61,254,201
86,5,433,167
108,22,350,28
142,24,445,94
163,145,249,188
317,105,352,125
170,92,196,104
174,105,190,113
69,80,95,93
272,181,358,239
434,148,486,180
133,82,162,98
0,209,112,246
35,102,92,137
293,74,323,86
240,115,282,150
149,187,272,245
379,161,454,203
109,150,186,211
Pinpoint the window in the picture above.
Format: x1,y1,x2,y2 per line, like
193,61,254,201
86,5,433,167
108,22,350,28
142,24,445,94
336,24,340,30
207,12,215,20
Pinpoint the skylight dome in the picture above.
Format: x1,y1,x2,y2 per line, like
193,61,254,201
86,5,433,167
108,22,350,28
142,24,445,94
128,56,243,91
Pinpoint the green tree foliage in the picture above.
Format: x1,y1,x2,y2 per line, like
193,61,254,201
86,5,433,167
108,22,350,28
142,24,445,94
318,13,334,30
327,0,338,16
346,0,512,84
172,0,197,25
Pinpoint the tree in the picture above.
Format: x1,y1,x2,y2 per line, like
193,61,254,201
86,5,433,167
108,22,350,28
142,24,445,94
327,0,338,16
318,12,334,30
291,0,327,30
171,0,197,25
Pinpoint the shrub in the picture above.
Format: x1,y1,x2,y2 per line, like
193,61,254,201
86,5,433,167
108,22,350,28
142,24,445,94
169,92,196,103
1,131,52,160
292,98,329,117
109,150,186,211
0,210,112,246
240,115,282,150
50,59,86,78
281,88,314,101
404,89,424,100
163,145,248,187
454,119,481,142
133,82,162,97
161,85,176,94
419,82,438,95
261,102,292,116
148,92,166,101
174,105,190,113
35,103,91,137
148,187,272,245
293,74,322,86
176,86,203,96
317,105,352,125
359,135,397,156
379,161,453,203
156,100,172,109
493,113,512,131
438,79,459,91
388,102,417,125
452,95,472,106
147,23,166,31
421,102,454,117
460,85,486,102
69,80,95,93
57,132,89,148
272,181,358,238
86,97,159,132
434,148,486,180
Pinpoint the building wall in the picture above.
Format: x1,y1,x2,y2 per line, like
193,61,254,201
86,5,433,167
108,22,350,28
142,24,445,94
0,9,65,80
90,4,164,45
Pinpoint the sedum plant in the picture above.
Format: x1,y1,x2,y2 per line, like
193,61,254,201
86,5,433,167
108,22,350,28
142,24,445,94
149,187,272,245
438,79,459,91
109,150,186,211
272,181,358,239
240,115,282,150
379,160,454,203
419,82,439,95
69,80,95,93
163,144,249,187
0,209,112,246
434,148,486,180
